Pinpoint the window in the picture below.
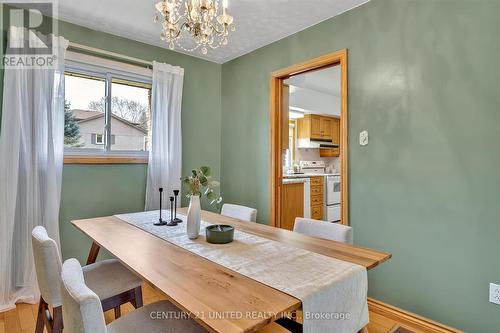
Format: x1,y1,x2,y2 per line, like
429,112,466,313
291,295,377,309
110,78,151,152
64,54,152,158
94,134,104,145
64,72,106,151
284,122,296,170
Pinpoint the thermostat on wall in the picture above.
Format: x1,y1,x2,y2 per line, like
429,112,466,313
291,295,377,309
359,130,368,146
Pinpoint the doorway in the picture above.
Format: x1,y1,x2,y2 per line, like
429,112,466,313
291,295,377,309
269,50,348,228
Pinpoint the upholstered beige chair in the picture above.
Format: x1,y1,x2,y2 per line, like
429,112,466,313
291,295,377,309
293,217,353,244
221,204,257,222
32,226,143,333
60,258,207,333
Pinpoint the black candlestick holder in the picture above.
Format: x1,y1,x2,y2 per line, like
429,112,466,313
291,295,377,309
165,196,178,226
173,189,182,223
154,188,168,226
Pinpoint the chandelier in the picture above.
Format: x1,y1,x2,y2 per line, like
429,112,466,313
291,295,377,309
154,0,235,54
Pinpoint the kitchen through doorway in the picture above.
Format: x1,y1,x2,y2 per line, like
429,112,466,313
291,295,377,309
269,50,348,230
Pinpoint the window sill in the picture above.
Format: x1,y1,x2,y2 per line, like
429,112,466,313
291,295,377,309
64,155,148,164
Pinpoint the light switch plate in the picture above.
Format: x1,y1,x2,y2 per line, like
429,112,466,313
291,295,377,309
359,130,368,146
489,283,500,305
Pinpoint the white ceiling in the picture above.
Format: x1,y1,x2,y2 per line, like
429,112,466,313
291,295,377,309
285,65,341,116
287,66,341,96
54,0,369,64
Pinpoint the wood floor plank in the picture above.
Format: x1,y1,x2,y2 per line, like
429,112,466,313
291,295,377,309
4,308,21,333
368,321,392,333
17,303,35,331
104,309,114,324
370,311,397,330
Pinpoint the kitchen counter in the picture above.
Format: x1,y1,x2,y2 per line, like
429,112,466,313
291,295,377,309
283,173,340,178
282,178,310,184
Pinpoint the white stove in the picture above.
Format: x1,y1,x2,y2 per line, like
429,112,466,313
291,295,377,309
299,160,326,174
326,175,341,222
299,160,341,223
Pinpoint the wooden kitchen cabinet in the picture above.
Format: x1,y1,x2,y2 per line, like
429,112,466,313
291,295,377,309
310,194,323,206
281,182,304,231
319,117,340,157
310,115,322,139
298,114,334,141
332,117,340,145
309,176,324,220
320,117,333,141
311,205,323,220
281,177,323,228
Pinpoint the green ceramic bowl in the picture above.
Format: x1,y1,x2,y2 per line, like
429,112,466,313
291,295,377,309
205,225,234,244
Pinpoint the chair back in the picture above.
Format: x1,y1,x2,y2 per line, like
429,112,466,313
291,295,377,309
31,226,63,306
61,258,107,333
293,217,353,244
221,204,257,222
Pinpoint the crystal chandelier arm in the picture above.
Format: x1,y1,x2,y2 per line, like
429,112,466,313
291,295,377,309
212,22,226,35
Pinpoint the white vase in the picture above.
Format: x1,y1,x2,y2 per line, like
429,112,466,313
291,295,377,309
186,195,201,239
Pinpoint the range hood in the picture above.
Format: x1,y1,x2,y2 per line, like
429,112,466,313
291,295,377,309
297,138,339,149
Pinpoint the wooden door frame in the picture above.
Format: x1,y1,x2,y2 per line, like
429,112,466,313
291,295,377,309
269,49,349,227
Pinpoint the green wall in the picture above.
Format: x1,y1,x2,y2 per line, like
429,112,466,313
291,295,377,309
220,0,500,331
1,17,222,262
56,21,222,263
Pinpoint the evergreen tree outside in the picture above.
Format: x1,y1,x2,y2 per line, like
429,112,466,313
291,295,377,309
64,101,82,147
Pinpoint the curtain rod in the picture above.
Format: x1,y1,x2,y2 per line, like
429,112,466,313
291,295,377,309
68,42,153,67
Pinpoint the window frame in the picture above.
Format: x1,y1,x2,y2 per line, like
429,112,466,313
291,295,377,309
94,134,105,145
64,54,152,164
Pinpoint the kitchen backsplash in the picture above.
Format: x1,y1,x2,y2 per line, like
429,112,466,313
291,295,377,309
295,148,340,173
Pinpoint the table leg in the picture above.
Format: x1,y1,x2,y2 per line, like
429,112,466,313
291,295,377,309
276,318,303,333
86,241,100,264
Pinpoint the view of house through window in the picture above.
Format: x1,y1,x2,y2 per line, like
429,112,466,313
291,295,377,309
64,73,105,150
111,78,151,151
64,72,152,153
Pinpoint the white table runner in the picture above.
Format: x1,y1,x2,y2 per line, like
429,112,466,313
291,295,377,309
115,210,368,333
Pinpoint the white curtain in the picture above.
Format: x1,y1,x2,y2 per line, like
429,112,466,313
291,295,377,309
145,61,184,210
0,26,68,311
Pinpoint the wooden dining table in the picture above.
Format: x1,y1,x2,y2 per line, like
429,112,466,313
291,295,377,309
72,208,391,333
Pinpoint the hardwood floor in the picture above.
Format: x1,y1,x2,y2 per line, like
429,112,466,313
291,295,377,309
367,311,404,333
0,283,412,333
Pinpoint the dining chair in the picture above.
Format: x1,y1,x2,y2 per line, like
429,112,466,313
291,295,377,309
32,226,144,333
60,258,207,333
221,203,258,222
293,217,353,244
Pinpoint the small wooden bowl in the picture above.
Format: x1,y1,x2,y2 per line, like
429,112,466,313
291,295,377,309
205,225,234,244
